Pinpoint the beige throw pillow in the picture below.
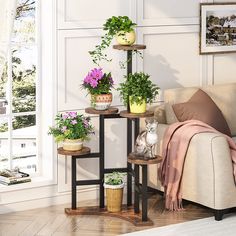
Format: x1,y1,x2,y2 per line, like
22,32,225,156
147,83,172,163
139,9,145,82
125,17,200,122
172,89,231,136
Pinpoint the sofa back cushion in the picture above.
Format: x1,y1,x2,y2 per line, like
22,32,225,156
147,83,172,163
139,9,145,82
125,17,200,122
172,89,231,136
164,83,236,136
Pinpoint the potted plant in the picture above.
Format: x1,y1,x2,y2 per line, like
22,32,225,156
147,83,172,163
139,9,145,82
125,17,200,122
104,16,136,46
104,172,125,212
48,112,94,151
82,68,114,110
117,72,159,114
89,16,136,66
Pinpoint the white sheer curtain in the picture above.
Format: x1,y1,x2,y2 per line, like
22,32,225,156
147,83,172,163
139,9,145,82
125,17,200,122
0,0,17,78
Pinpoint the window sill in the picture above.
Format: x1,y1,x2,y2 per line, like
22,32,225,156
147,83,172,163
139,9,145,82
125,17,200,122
0,176,56,193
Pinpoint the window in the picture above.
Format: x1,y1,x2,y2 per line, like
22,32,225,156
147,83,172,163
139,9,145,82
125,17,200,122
0,0,38,175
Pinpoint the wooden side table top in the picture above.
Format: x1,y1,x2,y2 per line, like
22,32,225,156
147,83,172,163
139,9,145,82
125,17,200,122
113,44,146,51
128,153,162,165
57,147,91,156
120,110,154,119
85,107,119,115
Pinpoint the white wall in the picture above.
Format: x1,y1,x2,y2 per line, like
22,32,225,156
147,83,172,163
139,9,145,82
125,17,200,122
56,0,236,193
1,0,236,213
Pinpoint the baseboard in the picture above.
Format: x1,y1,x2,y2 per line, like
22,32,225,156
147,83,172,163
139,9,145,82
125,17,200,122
0,186,99,214
0,184,130,214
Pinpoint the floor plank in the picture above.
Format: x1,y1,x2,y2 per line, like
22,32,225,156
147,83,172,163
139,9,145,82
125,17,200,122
0,194,213,236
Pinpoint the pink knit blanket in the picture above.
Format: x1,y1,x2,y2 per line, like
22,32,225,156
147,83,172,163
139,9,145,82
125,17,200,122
158,120,236,211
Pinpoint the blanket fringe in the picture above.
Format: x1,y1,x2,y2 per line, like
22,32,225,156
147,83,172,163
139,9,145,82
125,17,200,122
165,195,184,211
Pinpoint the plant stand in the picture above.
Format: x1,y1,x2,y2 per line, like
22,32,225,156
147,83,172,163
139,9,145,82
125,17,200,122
59,45,160,226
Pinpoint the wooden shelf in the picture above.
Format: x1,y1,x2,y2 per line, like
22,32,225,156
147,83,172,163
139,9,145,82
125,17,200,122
65,205,153,227
57,147,91,156
85,107,119,115
113,44,146,51
120,110,154,119
128,153,162,165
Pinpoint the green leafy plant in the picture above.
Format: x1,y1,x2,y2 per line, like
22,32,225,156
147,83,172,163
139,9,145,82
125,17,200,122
117,72,159,106
89,16,136,66
48,112,94,143
104,172,125,185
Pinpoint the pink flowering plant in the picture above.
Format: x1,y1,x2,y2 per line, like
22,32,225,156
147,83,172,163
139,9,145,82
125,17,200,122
82,68,114,95
48,112,94,142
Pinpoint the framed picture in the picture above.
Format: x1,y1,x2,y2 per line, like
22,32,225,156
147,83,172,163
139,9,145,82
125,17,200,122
200,3,236,54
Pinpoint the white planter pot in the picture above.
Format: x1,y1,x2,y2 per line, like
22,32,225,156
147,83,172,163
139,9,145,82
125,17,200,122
91,93,112,111
116,30,136,45
103,183,124,189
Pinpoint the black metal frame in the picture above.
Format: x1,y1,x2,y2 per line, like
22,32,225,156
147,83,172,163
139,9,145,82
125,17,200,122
70,45,144,214
133,164,148,221
70,113,140,210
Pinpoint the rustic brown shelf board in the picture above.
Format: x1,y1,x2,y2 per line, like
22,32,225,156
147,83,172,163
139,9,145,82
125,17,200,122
57,147,91,156
85,107,119,115
65,205,153,226
113,44,146,51
128,153,162,165
120,110,154,119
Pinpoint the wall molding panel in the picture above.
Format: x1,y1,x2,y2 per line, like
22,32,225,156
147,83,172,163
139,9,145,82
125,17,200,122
137,0,201,27
136,26,208,89
57,0,136,29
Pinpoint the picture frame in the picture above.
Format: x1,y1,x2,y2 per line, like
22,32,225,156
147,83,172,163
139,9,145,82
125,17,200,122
200,3,236,54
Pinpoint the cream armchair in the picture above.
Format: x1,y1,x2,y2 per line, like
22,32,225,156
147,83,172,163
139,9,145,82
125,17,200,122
148,83,236,221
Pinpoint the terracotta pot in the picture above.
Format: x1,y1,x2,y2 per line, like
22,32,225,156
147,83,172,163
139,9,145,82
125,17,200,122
116,30,136,45
91,93,112,110
62,139,83,151
104,183,124,212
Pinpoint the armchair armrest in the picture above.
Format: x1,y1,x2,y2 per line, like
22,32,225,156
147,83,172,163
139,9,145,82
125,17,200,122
182,132,236,209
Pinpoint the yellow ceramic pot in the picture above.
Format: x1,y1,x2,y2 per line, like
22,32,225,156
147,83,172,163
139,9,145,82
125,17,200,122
63,139,83,151
91,93,112,110
116,30,136,45
129,99,146,114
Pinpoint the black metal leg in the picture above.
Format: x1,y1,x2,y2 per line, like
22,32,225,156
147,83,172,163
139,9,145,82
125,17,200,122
127,118,133,206
99,115,105,208
214,210,224,221
127,50,132,113
134,118,140,140
134,164,140,213
142,165,148,221
71,156,77,210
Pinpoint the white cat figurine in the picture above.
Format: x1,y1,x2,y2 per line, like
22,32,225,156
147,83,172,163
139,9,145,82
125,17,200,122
134,118,158,159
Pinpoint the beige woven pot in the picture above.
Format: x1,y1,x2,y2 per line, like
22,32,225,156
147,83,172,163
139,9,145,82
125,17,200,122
62,139,83,151
104,183,124,212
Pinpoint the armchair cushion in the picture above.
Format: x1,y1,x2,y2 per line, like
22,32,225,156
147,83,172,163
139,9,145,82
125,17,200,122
172,89,231,136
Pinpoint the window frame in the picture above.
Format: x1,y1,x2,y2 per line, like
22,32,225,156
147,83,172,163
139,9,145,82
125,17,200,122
0,0,57,192
0,0,39,174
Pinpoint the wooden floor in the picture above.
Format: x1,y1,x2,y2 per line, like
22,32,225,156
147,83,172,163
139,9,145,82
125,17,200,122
0,194,213,236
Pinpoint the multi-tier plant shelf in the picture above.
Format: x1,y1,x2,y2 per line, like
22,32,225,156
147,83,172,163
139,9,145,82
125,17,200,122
59,44,158,226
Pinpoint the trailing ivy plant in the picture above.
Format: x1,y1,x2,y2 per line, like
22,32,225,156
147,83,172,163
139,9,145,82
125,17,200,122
89,16,136,66
117,72,159,106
